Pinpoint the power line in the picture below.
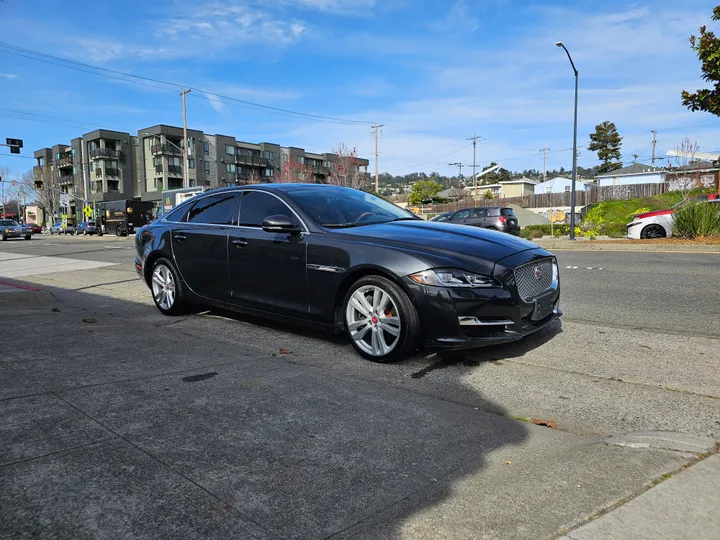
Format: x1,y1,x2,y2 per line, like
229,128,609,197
0,41,376,127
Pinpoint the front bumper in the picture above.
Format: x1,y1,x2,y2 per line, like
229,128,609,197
134,257,144,280
408,248,561,351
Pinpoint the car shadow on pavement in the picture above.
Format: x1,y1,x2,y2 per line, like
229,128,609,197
0,278,547,540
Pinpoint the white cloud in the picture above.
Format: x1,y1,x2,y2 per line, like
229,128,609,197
0,73,18,79
433,0,479,33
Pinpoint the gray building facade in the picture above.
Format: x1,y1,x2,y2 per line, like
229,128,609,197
34,124,370,216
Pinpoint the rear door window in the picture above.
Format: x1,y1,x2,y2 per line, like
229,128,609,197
186,193,240,225
471,208,487,218
452,210,470,219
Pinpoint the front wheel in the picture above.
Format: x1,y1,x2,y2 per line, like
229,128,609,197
641,224,666,239
343,275,420,362
24,235,31,240
150,258,186,315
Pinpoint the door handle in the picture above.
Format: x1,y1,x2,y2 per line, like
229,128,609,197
232,239,248,247
174,234,187,242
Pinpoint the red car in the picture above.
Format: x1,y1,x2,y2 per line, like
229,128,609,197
26,223,43,234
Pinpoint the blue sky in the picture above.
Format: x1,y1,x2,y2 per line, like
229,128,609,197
1,0,719,180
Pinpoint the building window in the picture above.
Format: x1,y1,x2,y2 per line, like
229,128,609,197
38,157,44,167
265,151,274,161
89,142,95,151
56,152,61,160
72,148,77,157
297,156,305,164
73,166,77,175
204,160,210,173
264,168,274,177
89,162,94,171
189,158,195,169
564,186,571,192
204,141,209,155
225,145,236,155
225,163,236,173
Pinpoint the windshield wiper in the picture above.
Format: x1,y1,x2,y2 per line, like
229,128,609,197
321,222,373,228
389,217,419,222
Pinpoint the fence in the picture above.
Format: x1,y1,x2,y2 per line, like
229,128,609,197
422,182,670,215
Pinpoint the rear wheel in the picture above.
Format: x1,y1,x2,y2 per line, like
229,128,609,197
24,235,31,240
150,258,186,315
116,226,123,237
641,224,666,239
343,275,420,362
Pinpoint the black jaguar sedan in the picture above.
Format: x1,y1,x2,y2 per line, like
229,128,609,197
134,184,560,362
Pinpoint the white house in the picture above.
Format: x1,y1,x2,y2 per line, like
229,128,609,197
533,176,592,194
595,163,666,186
464,183,502,199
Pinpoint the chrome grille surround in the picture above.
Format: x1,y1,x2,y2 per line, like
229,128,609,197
513,258,556,302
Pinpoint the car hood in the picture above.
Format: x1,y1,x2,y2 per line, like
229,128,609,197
330,220,539,264
634,209,673,220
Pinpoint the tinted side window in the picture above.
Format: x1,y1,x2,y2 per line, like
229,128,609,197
187,193,239,225
501,208,515,216
239,191,295,227
453,210,470,219
471,208,487,218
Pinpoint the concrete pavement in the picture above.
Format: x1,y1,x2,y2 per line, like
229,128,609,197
0,235,718,539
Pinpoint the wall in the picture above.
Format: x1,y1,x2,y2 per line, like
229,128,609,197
502,183,533,198
665,170,718,192
596,172,665,186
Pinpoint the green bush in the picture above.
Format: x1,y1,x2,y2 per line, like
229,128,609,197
672,202,720,239
520,224,570,239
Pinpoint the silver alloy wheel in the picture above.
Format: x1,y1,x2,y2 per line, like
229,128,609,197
346,285,401,357
152,264,176,311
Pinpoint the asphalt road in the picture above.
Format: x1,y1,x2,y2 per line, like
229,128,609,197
1,234,719,539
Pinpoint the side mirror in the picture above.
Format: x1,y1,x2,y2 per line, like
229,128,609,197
262,214,302,235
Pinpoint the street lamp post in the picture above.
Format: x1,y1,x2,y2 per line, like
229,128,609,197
556,41,579,240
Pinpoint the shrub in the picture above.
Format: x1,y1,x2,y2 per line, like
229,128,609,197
483,190,495,199
672,202,720,238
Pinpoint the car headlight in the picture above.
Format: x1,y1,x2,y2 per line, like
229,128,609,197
409,268,497,288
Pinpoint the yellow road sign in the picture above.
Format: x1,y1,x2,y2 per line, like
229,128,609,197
83,206,92,217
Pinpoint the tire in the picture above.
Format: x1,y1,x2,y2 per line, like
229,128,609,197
1,235,6,241
24,235,31,241
116,226,123,237
84,230,88,236
640,224,666,239
343,275,420,362
150,258,187,316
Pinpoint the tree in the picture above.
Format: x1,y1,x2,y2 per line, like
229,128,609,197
588,121,623,173
681,6,720,116
327,143,368,190
408,179,443,205
478,162,512,185
276,158,313,183
245,169,261,184
29,167,60,225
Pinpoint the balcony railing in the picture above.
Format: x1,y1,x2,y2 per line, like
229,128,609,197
236,154,268,167
155,164,163,174
90,148,123,160
151,144,182,155
105,168,120,177
56,157,73,168
59,174,74,185
167,165,182,176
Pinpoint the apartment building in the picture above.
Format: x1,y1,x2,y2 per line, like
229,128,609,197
34,124,370,218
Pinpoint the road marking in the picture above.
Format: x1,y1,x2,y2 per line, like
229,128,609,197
0,251,116,278
564,265,604,271
550,248,720,254
42,243,61,246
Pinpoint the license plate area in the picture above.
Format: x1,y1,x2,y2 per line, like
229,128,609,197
531,293,554,321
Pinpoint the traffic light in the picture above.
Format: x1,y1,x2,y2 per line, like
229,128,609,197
5,138,23,154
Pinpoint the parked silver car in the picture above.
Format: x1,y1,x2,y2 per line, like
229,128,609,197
1,219,32,241
49,222,76,235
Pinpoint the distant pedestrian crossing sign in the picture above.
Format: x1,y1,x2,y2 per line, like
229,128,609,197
83,206,93,218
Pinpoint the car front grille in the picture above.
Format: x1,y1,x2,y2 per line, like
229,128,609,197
513,258,555,302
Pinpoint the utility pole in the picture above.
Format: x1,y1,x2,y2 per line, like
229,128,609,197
181,87,191,189
449,162,463,182
467,135,478,186
372,124,383,192
651,130,657,167
540,143,550,181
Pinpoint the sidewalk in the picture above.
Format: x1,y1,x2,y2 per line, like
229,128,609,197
533,237,720,252
560,453,720,539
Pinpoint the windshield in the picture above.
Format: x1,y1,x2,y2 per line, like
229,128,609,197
0,220,18,226
285,186,416,227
